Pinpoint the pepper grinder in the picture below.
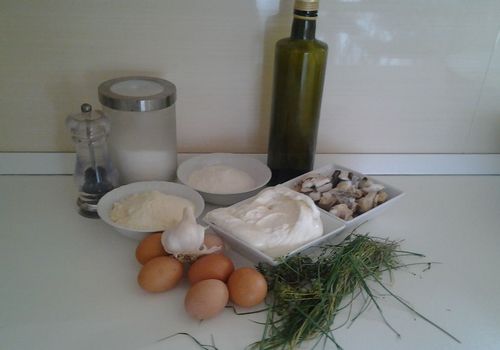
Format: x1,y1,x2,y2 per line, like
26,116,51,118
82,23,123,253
66,103,119,218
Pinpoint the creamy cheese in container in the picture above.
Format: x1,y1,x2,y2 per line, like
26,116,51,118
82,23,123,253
204,186,323,257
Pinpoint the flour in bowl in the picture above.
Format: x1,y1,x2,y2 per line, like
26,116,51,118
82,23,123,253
188,165,255,194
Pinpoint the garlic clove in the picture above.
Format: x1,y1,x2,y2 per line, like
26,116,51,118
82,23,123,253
203,231,225,253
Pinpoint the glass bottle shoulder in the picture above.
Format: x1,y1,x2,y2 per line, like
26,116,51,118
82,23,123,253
276,37,328,53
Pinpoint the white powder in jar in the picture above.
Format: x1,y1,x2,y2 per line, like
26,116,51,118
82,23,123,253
110,190,194,230
111,149,178,183
188,165,255,194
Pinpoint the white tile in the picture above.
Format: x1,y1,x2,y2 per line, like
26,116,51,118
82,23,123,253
482,31,500,89
464,27,500,152
466,93,500,153
317,94,473,153
314,0,500,153
1,0,500,153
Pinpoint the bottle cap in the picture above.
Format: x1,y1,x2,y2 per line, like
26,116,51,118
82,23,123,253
98,76,176,112
294,0,319,12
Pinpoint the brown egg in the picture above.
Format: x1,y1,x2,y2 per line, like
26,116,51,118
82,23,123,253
137,256,183,292
184,279,229,320
187,254,234,284
203,231,225,252
135,232,168,265
227,267,268,307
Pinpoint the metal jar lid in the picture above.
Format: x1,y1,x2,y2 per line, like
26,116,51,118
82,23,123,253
98,76,176,112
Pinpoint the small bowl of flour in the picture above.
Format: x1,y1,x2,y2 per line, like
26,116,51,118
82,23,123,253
177,154,271,206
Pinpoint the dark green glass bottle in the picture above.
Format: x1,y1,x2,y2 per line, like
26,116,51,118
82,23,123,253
267,0,328,185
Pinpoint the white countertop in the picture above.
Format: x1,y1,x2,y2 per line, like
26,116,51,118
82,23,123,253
1,175,499,350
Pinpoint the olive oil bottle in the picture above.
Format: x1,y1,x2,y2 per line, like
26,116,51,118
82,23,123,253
267,0,328,185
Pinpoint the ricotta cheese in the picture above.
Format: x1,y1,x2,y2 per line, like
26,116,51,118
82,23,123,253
205,186,323,257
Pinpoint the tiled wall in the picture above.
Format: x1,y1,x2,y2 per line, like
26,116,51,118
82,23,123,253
1,0,499,153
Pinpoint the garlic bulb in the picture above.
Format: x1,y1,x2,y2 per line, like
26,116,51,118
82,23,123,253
161,207,220,261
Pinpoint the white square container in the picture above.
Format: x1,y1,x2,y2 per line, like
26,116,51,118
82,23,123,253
204,201,346,266
281,163,405,229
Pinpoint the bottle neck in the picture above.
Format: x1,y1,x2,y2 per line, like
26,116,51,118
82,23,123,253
290,11,317,40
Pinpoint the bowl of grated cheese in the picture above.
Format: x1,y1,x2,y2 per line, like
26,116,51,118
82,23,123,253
97,181,204,240
177,153,272,206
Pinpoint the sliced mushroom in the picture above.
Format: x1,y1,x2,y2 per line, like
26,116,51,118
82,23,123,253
350,175,361,189
350,202,359,214
318,191,337,210
330,203,354,220
358,192,377,213
300,186,314,194
364,183,385,193
300,174,330,192
331,170,342,187
339,170,351,181
359,177,384,193
358,177,370,189
308,191,321,202
300,176,317,190
330,191,356,210
335,181,353,191
311,175,331,189
375,191,388,205
316,182,333,193
351,188,365,199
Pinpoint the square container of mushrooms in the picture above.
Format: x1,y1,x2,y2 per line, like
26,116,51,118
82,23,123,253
282,164,405,228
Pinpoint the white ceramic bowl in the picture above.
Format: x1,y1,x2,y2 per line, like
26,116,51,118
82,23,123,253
177,153,272,206
281,163,405,228
204,195,346,266
97,181,204,241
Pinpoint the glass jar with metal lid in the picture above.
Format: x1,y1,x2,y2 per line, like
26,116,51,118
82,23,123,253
98,76,178,184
